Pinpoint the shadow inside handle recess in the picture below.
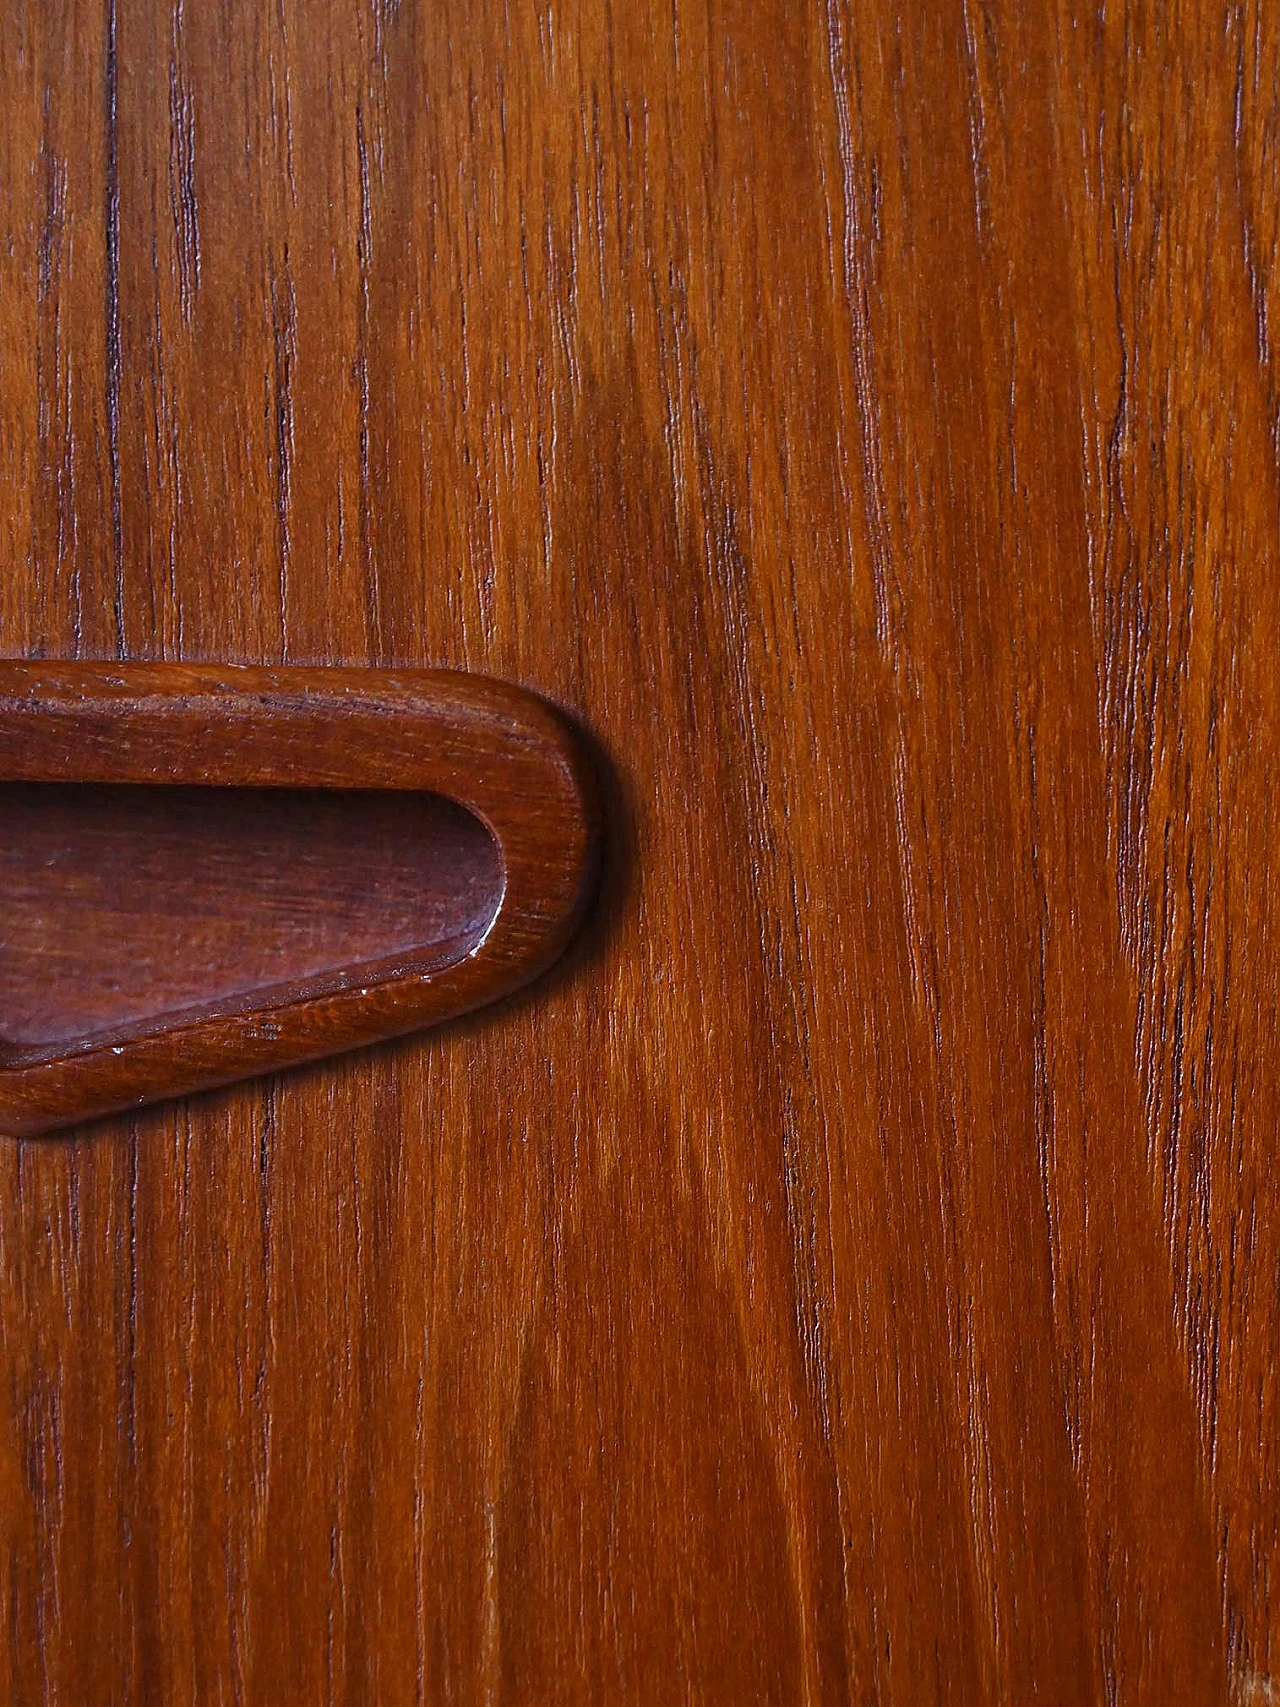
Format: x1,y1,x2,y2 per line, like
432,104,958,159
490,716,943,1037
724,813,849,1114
0,782,503,1068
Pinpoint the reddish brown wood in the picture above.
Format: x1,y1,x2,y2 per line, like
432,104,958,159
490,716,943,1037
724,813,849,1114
2,0,1279,1702
0,783,501,1055
0,664,598,1136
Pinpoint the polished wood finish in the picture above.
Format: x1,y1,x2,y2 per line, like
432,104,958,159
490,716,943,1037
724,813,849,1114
0,663,597,1136
2,0,1278,1701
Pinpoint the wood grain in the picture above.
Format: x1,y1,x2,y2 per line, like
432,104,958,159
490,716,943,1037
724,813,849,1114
0,663,598,1135
1,0,1278,1701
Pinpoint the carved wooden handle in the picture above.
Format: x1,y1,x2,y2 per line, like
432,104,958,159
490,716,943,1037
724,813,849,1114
0,663,599,1136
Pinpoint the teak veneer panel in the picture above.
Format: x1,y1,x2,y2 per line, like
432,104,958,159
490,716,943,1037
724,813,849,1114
2,0,1279,1701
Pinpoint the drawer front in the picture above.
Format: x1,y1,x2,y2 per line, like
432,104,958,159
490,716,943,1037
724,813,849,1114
1,2,1275,1703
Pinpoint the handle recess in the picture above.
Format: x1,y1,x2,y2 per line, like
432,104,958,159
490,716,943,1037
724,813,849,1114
0,663,599,1136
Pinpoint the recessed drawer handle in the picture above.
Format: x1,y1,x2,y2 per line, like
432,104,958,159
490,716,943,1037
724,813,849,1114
0,662,599,1136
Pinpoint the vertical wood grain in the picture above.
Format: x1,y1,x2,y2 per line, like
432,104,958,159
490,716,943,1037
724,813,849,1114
1,0,1278,1701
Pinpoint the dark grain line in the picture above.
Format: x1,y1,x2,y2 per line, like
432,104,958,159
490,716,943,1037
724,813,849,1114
104,0,125,655
269,263,296,654
167,53,201,324
354,98,383,664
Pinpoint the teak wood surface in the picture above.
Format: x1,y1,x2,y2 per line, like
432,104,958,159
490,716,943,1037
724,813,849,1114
0,663,599,1137
1,0,1278,1702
